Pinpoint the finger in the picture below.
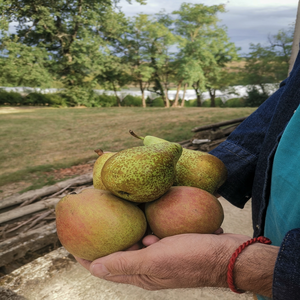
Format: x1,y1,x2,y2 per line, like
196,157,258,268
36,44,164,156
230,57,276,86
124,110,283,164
75,256,92,271
214,227,224,235
90,249,146,278
125,243,141,251
142,234,160,246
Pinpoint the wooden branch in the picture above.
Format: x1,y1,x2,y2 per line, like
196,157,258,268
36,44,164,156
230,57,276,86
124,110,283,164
0,198,61,224
191,117,247,132
0,173,92,210
0,222,58,267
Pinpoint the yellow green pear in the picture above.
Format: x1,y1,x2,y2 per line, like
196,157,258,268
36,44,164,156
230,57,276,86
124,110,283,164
101,142,182,203
55,188,147,261
129,130,227,194
93,149,116,190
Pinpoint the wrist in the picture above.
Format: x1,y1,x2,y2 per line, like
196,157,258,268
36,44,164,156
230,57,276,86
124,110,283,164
233,243,279,297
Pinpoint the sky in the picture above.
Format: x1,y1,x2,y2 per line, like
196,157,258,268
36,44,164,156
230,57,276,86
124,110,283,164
118,0,299,54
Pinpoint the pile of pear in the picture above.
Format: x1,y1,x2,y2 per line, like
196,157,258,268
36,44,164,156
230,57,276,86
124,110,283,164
55,132,227,261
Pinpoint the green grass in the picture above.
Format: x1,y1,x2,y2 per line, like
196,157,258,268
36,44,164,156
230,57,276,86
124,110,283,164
0,106,256,190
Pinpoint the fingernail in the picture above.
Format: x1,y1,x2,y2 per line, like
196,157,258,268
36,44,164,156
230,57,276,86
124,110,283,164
91,263,110,278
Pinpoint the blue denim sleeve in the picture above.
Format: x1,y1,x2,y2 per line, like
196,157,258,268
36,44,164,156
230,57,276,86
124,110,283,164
273,228,300,300
209,79,288,208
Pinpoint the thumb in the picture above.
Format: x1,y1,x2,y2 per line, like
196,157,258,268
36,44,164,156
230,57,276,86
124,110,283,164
89,249,145,279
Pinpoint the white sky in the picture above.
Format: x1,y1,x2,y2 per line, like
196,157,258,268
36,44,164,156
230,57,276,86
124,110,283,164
119,0,299,54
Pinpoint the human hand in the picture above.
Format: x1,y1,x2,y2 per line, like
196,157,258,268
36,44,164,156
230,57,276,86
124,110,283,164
75,233,250,290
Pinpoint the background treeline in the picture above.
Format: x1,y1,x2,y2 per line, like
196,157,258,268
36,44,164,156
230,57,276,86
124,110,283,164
0,1,294,108
0,89,247,107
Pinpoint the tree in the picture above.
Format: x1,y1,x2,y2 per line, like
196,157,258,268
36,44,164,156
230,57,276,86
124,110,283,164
112,14,155,107
0,36,52,87
139,12,178,107
0,0,145,102
242,27,293,93
173,3,239,107
114,12,178,108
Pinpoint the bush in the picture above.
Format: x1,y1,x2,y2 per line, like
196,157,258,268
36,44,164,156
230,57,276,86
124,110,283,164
0,90,23,105
183,99,197,107
94,93,118,107
244,86,269,107
121,95,142,107
202,98,225,107
146,97,165,107
24,92,47,105
23,92,68,106
47,93,68,107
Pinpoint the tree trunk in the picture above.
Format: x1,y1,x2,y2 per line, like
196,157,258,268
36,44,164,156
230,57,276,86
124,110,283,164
193,81,202,107
209,88,216,107
164,85,170,108
172,81,182,107
112,82,121,107
139,80,146,108
180,83,188,107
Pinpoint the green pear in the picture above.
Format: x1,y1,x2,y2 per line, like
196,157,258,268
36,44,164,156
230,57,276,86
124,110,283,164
145,186,224,238
101,143,182,203
93,149,116,190
129,130,227,194
55,188,147,261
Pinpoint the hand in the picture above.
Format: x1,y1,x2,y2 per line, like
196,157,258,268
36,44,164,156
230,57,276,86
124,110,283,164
75,233,250,290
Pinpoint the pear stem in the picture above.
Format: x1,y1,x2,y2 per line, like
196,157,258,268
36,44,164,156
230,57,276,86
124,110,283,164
129,130,144,140
94,149,104,156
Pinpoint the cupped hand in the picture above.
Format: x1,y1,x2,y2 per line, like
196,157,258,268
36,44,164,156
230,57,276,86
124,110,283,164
75,232,250,290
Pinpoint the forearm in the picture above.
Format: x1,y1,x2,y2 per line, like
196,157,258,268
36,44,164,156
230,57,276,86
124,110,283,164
233,243,279,297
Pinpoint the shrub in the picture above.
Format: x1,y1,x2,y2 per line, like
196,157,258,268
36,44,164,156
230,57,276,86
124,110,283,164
224,97,245,107
94,93,118,107
121,95,142,107
146,97,165,107
24,92,47,105
183,99,197,107
244,86,269,107
202,98,225,107
0,90,23,105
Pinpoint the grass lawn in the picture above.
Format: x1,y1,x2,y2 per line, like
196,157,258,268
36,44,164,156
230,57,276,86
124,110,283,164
0,106,256,193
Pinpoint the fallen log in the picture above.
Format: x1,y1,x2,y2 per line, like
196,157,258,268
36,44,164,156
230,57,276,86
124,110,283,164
0,173,93,210
0,222,57,268
191,117,247,132
0,198,60,224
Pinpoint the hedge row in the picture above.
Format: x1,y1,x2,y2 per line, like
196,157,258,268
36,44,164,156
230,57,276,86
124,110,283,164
0,88,268,108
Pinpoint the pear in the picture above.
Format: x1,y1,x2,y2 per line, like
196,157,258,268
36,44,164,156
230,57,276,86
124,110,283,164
93,149,116,190
129,130,227,194
145,186,224,238
55,188,147,261
101,143,182,203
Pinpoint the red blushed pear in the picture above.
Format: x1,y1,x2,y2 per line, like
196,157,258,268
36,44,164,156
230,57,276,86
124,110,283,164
55,188,147,261
145,186,224,239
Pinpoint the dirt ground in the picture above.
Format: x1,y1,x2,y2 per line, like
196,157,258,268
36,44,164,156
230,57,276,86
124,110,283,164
0,162,94,200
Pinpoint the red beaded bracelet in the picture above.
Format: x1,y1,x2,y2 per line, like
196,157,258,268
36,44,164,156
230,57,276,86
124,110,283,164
227,236,272,294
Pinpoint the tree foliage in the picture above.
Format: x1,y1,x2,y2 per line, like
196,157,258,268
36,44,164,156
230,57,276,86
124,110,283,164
0,0,293,108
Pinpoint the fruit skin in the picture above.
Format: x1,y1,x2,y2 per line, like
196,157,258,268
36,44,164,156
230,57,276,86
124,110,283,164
145,186,224,238
55,188,147,261
129,131,227,194
174,149,227,194
93,149,116,190
101,143,182,203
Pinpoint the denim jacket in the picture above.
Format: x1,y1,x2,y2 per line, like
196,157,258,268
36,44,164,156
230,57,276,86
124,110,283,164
210,51,300,299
